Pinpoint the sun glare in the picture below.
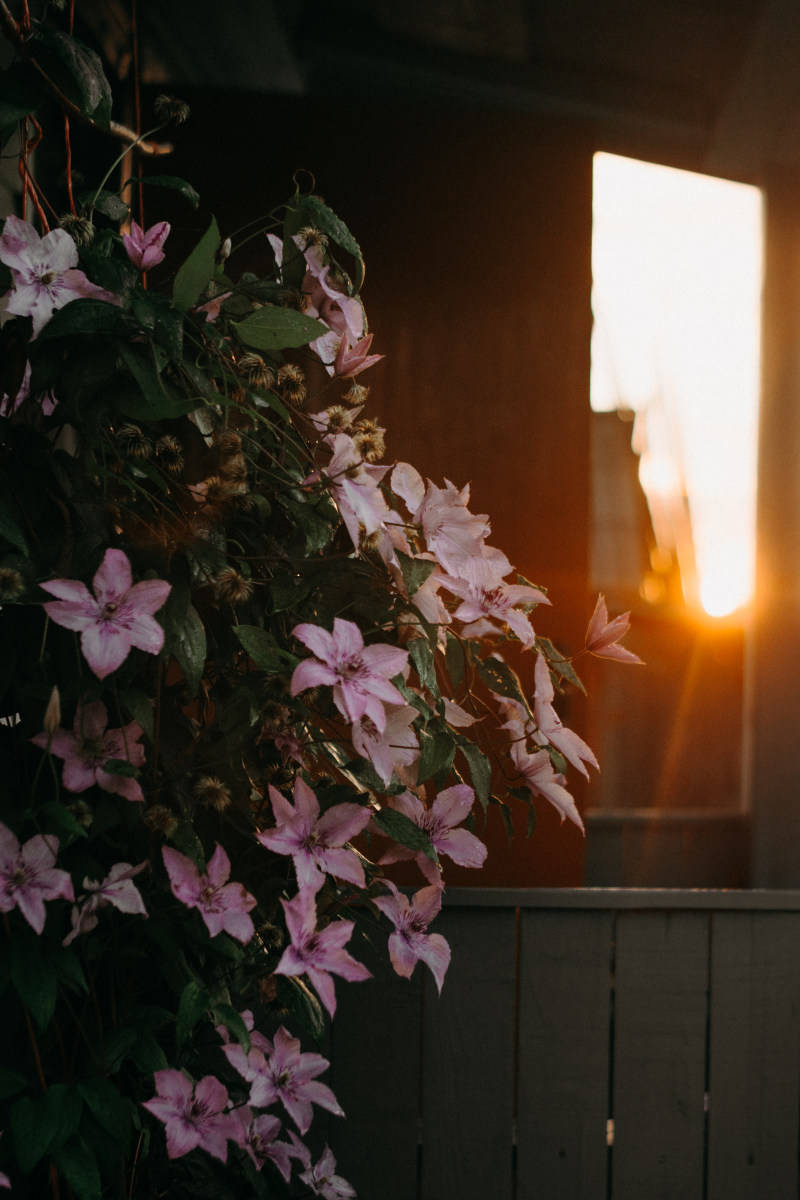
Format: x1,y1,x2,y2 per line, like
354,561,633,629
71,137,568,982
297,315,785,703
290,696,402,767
591,153,763,617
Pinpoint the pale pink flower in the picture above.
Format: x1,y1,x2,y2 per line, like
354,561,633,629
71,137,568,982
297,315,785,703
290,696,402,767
290,1136,357,1200
585,594,643,664
442,576,548,648
0,821,73,934
1,360,57,417
63,860,148,946
351,703,420,787
508,739,584,832
40,547,170,680
162,844,256,943
312,431,390,551
391,464,492,579
274,885,371,1017
378,784,487,884
532,653,599,779
373,881,451,993
333,331,383,377
31,698,146,801
268,232,365,367
256,778,370,889
0,214,117,336
142,1069,242,1162
230,1107,299,1180
122,219,170,270
226,1025,343,1134
291,617,408,733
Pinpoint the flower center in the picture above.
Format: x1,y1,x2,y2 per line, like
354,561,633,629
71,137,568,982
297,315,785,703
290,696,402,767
336,654,365,682
80,736,107,765
103,601,118,616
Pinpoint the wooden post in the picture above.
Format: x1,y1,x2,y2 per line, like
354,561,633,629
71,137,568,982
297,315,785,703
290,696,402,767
749,170,800,885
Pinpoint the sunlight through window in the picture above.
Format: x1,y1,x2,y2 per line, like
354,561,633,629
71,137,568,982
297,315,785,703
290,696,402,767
591,153,763,617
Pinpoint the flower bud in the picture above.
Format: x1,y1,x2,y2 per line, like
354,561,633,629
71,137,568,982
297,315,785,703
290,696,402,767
43,685,61,734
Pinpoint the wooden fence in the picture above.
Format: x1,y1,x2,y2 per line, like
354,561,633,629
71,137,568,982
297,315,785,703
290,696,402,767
323,888,800,1200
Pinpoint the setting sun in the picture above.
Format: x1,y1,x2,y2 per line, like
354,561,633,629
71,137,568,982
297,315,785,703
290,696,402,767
591,153,763,617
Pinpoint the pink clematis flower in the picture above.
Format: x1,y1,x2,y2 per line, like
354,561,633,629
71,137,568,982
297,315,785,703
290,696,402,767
290,1136,357,1200
40,547,171,680
0,214,117,336
230,1107,299,1180
63,860,148,946
351,702,420,787
441,575,548,648
373,881,451,993
508,739,584,832
378,784,487,885
142,1069,242,1162
256,777,371,889
225,1025,343,1134
391,463,493,581
532,653,599,779
31,698,146,801
122,220,170,271
274,885,371,1017
162,844,256,943
310,431,390,552
0,821,73,934
585,594,643,664
291,617,408,733
333,331,383,377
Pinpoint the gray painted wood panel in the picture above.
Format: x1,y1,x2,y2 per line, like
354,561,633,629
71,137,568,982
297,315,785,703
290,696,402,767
707,910,800,1199
516,907,614,1200
611,911,709,1200
419,904,517,1200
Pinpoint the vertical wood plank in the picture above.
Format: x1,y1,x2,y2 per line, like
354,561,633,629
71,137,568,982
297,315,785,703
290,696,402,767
326,928,423,1199
611,911,709,1200
516,908,613,1200
707,910,800,1199
419,905,517,1200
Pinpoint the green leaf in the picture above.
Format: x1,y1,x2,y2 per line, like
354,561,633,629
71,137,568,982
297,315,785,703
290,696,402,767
288,194,365,292
173,216,220,311
445,634,466,689
0,1067,29,1101
46,1083,83,1150
455,737,491,809
31,27,112,129
135,174,200,208
77,1077,131,1148
372,806,438,863
233,305,328,352
49,945,88,995
117,342,193,421
474,654,530,709
38,800,88,847
176,980,210,1048
409,638,437,696
101,1025,138,1072
161,581,207,697
77,189,129,222
211,1002,250,1052
0,61,46,133
53,1137,102,1200
10,935,56,1030
234,625,298,672
120,687,154,740
490,795,515,841
416,725,456,785
536,636,587,695
396,551,437,598
10,1094,58,1174
34,297,123,342
129,1032,168,1074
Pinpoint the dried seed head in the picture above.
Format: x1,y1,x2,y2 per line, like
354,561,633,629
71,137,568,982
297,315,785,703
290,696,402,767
219,453,248,484
58,214,95,246
257,924,284,952
296,226,328,251
276,363,307,407
0,566,25,601
278,287,308,312
238,353,274,390
155,435,185,475
143,805,178,837
353,422,386,462
359,528,384,554
343,382,369,407
212,429,242,456
193,775,232,812
67,799,93,828
257,974,280,1003
214,567,254,605
323,405,355,431
116,423,153,460
154,94,190,124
